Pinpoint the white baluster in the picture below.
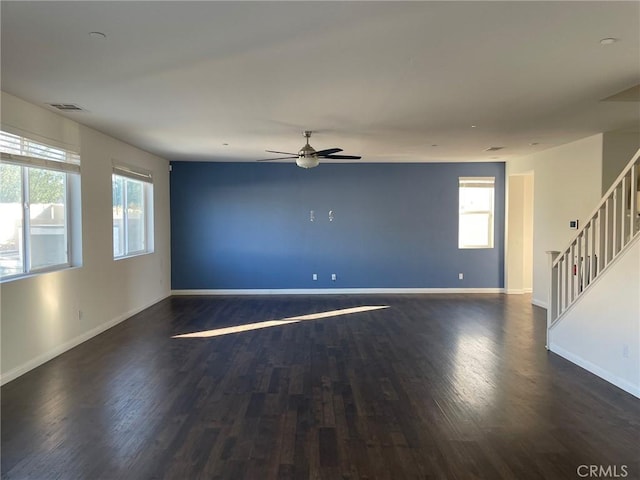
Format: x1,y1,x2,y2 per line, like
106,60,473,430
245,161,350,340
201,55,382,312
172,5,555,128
546,250,560,348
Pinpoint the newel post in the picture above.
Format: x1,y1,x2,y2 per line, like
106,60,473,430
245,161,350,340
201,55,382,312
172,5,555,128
546,250,561,350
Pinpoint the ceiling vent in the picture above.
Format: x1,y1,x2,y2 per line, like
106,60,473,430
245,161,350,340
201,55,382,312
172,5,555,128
485,146,504,152
48,103,84,111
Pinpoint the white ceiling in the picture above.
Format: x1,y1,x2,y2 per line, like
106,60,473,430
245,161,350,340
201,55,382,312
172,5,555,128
2,1,639,163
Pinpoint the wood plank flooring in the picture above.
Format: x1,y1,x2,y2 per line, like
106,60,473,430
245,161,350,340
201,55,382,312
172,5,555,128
2,294,639,479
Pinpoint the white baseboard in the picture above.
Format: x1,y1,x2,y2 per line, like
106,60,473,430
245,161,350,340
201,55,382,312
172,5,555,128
505,288,533,295
171,288,505,295
0,292,171,386
549,343,640,399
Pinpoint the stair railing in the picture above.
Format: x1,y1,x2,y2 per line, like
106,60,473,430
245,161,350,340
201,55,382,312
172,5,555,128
547,148,640,340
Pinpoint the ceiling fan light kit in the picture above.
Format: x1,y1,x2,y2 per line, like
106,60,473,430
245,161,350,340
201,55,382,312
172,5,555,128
297,154,320,169
258,130,361,168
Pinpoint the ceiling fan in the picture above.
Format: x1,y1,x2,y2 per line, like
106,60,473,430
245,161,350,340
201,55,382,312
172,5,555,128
258,131,361,169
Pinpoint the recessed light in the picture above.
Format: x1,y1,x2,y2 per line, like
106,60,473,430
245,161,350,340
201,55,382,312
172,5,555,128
471,125,477,128
431,144,438,147
600,37,619,45
89,31,106,39
222,143,229,146
529,142,539,146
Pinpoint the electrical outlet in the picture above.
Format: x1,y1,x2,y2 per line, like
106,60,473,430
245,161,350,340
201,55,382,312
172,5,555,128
458,273,464,280
623,344,629,358
312,273,318,281
310,210,315,222
331,273,337,281
78,309,83,320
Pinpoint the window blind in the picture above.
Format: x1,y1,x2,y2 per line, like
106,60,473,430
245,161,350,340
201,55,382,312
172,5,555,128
0,130,80,173
112,162,153,183
459,177,495,188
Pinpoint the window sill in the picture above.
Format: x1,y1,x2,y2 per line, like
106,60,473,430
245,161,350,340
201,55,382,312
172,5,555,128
114,251,154,261
0,264,81,284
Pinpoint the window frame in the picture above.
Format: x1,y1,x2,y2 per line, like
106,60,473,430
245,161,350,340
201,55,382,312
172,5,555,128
458,176,495,249
0,130,80,281
112,164,154,260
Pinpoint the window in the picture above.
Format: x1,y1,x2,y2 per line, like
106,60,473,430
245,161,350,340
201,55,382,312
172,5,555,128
112,164,153,258
459,177,495,249
0,130,80,280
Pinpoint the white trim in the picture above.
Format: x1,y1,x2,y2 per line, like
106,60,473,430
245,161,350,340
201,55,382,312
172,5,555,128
531,298,547,309
506,289,525,294
0,292,170,386
549,343,640,399
171,288,505,296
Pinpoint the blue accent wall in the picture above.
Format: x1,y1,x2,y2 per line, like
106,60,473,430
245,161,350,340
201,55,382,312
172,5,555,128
170,162,505,289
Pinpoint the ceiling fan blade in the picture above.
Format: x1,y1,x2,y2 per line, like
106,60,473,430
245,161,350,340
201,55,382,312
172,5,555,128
314,148,343,156
256,156,297,162
266,150,297,155
322,154,362,160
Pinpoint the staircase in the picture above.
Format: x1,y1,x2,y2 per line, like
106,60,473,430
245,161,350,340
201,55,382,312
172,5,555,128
544,149,640,397
546,148,640,335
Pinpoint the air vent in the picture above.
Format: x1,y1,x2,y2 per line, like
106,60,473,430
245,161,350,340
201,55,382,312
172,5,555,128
48,103,84,111
485,146,504,152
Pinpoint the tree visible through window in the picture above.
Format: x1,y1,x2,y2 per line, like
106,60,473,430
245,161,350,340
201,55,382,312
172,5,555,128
29,169,67,270
459,177,495,249
0,131,79,280
0,163,24,277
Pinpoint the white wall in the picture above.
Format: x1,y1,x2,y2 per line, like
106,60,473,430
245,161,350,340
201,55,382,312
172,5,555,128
0,92,171,384
506,174,534,293
507,134,603,307
549,236,640,398
602,130,640,194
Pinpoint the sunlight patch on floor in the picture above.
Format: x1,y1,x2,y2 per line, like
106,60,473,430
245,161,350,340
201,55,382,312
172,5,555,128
172,305,389,338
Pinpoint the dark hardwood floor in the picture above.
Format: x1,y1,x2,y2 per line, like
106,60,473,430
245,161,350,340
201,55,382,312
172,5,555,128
2,294,639,479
